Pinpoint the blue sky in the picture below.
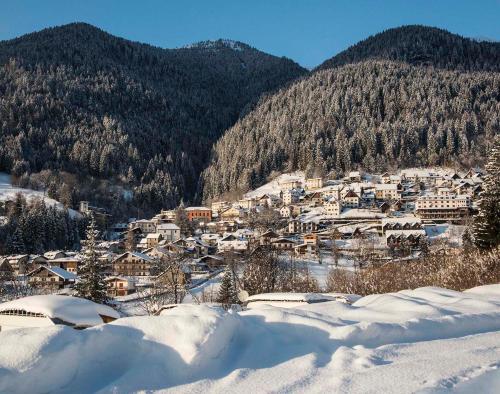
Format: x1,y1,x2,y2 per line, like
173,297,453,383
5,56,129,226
1,0,499,68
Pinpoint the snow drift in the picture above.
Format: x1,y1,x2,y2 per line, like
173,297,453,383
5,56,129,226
1,286,499,393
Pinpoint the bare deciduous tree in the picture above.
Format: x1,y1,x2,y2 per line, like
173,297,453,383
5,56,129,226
138,254,189,315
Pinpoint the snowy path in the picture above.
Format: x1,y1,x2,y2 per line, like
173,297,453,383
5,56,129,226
0,285,499,393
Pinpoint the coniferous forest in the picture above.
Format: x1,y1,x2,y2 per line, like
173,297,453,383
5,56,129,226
0,23,499,211
0,23,306,215
202,61,500,199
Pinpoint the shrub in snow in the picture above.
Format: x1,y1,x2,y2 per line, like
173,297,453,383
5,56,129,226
327,247,500,295
242,248,319,296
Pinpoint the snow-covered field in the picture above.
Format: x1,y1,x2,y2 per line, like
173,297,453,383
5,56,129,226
244,171,305,198
1,285,499,393
0,172,81,218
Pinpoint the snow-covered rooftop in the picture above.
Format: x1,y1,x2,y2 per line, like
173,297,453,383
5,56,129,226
156,223,180,230
245,292,339,303
0,295,119,327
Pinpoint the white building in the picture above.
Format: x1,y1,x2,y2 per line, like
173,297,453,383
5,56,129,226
279,179,302,190
288,220,318,234
436,187,454,196
348,171,362,182
324,198,342,217
237,198,257,210
415,194,472,221
342,190,360,208
280,206,293,218
282,189,301,205
305,178,323,190
374,184,401,200
416,194,471,210
211,201,231,214
156,223,181,242
128,219,156,233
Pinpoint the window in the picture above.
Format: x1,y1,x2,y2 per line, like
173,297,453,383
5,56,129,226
0,309,45,317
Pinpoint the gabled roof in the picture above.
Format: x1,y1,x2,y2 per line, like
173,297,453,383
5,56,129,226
344,190,359,198
43,251,66,259
146,233,162,239
307,191,322,197
195,255,224,263
385,229,426,238
261,229,279,238
104,276,134,286
0,259,13,270
113,251,154,263
29,265,77,280
50,257,82,263
220,234,239,242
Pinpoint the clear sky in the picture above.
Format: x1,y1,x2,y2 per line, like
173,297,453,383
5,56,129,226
1,0,499,69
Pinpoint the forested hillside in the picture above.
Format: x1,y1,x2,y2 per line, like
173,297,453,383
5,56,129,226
0,23,306,215
202,61,500,199
317,25,500,72
2,23,499,211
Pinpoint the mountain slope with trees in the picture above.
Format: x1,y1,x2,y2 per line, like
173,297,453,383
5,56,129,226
0,23,307,215
202,61,500,199
317,25,500,72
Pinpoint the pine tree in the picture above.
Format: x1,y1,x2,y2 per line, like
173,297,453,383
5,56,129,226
74,214,109,304
217,265,239,309
175,201,193,237
7,226,25,254
473,135,500,249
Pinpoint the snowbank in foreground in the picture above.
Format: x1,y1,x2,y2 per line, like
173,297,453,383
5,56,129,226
0,286,499,393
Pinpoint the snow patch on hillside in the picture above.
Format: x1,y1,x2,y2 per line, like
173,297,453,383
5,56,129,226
244,171,305,198
1,285,499,393
0,172,81,218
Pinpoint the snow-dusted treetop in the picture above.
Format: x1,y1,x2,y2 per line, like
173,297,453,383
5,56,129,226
183,39,248,51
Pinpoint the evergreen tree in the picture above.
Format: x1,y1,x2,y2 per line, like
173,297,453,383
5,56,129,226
175,201,193,237
473,135,500,249
217,265,239,308
7,226,25,254
74,214,109,304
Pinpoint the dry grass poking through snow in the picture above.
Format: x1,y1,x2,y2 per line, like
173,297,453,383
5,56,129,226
327,247,500,296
